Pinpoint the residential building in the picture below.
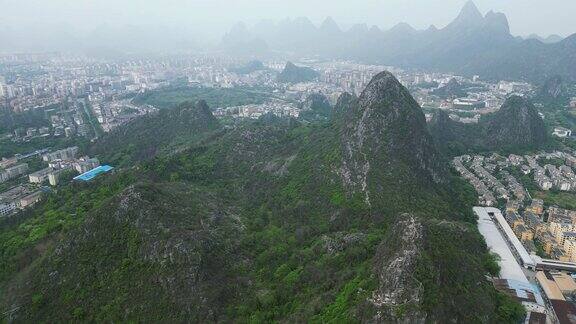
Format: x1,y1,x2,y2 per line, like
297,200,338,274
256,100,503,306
42,146,79,162
29,167,53,184
18,191,43,209
526,199,544,215
48,169,67,186
550,221,576,246
0,163,29,183
514,224,534,242
74,157,100,174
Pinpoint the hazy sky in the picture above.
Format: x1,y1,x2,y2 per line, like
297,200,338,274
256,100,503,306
1,0,575,41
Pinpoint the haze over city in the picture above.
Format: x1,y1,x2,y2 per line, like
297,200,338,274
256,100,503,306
1,0,575,52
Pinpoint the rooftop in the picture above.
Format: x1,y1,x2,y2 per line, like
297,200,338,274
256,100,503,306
73,165,114,182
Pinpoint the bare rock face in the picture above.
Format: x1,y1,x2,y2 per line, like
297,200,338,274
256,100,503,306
538,75,569,99
336,71,446,206
321,232,367,254
368,214,426,323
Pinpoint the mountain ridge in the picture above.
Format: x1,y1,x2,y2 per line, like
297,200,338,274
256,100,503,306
221,2,576,81
429,95,548,155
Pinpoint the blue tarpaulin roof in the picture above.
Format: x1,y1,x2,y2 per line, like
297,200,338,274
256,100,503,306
73,165,114,181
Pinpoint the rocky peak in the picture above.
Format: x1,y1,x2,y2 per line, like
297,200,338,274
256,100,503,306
174,100,218,125
368,25,382,37
483,95,546,148
498,95,540,115
302,93,330,110
348,23,369,36
332,92,357,120
293,17,315,28
388,22,416,35
222,22,251,43
277,62,319,83
432,78,467,98
483,10,510,35
356,71,419,110
299,93,332,120
448,0,484,30
426,25,438,32
338,71,446,206
320,17,341,34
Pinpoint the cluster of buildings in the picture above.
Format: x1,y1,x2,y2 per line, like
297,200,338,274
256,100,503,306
11,99,95,144
1,54,546,144
214,99,299,119
453,154,525,207
476,207,576,324
535,270,576,323
413,77,534,123
0,53,188,113
524,152,576,192
0,53,201,144
0,146,105,218
89,99,157,132
313,61,397,96
0,162,29,184
187,64,277,88
457,151,576,266
0,185,44,217
475,207,548,322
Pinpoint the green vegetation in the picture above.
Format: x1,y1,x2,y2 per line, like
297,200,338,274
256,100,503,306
80,101,105,138
0,136,90,158
0,173,135,285
0,74,524,322
0,121,518,322
494,292,527,323
0,108,50,134
277,62,319,84
429,96,554,157
133,86,274,109
89,101,220,166
533,190,576,210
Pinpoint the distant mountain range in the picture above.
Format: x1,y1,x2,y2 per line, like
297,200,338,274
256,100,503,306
221,1,576,82
525,34,564,44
